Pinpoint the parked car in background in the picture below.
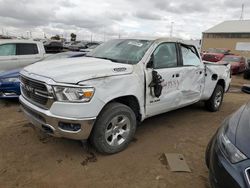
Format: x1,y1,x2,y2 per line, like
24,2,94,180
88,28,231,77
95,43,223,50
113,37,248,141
69,41,100,51
79,44,100,54
20,38,231,154
0,68,21,98
0,52,86,99
202,48,231,62
0,40,46,73
218,55,246,74
243,58,250,79
43,40,63,53
42,51,87,61
63,41,73,49
206,102,250,188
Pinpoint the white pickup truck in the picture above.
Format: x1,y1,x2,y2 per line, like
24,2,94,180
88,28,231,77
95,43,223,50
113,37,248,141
19,38,231,154
0,40,46,73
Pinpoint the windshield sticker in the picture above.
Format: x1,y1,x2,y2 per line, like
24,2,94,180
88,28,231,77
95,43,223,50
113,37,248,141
128,41,143,47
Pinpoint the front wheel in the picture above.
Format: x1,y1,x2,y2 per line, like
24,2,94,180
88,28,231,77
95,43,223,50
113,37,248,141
90,102,137,154
205,85,224,112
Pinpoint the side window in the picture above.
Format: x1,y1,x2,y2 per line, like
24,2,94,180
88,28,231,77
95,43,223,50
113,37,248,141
17,43,38,55
181,45,201,66
153,43,177,69
0,44,16,56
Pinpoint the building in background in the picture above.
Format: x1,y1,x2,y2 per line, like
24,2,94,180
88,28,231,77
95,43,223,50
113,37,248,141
202,20,250,58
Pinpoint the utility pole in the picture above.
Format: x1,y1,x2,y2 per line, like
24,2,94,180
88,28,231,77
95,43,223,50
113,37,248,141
240,4,244,20
170,22,174,38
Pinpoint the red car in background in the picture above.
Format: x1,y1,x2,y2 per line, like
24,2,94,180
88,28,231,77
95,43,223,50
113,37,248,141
202,48,231,62
218,55,247,74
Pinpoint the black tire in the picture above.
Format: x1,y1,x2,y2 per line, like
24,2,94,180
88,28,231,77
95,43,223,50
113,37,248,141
90,102,137,154
242,84,250,94
205,85,224,112
244,69,250,80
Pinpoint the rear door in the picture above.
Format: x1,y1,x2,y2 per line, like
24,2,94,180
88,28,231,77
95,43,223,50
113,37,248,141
178,44,205,105
17,43,42,68
0,43,18,72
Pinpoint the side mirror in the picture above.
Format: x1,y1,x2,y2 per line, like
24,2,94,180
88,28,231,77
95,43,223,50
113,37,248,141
147,54,154,68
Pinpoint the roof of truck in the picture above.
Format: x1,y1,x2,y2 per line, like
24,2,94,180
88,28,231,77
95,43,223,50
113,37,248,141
0,39,41,44
119,37,184,43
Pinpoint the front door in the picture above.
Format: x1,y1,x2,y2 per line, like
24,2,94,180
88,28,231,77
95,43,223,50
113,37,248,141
145,42,184,117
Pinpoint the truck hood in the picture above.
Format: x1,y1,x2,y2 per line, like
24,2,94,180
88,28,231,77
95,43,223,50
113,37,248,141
23,57,133,83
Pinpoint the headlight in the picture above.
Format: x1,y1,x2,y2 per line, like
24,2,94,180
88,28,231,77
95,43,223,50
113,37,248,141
219,124,247,163
2,77,20,83
53,86,95,102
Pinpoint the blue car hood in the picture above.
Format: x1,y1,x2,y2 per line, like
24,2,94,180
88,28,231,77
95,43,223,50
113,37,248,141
0,69,21,79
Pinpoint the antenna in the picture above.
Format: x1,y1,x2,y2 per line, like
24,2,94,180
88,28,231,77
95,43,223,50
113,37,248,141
240,4,244,20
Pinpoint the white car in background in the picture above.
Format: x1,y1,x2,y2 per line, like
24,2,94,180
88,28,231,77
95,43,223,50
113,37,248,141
0,40,46,73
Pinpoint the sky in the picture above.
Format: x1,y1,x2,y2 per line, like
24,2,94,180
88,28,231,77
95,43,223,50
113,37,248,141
0,0,250,41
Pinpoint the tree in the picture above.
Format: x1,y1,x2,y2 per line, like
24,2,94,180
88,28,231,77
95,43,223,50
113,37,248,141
70,33,77,41
51,34,61,40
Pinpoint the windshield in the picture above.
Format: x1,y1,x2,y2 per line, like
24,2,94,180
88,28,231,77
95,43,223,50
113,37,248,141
222,56,241,62
87,39,152,64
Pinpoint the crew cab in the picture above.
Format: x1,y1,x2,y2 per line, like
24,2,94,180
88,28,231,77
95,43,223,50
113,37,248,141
0,40,46,73
19,38,231,154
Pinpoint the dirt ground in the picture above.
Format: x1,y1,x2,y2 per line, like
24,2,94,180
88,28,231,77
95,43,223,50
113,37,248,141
1,75,250,188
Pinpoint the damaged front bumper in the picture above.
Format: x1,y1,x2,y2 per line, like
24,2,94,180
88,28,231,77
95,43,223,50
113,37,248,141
19,95,96,140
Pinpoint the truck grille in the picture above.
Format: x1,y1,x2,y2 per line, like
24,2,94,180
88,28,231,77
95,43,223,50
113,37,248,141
20,76,54,109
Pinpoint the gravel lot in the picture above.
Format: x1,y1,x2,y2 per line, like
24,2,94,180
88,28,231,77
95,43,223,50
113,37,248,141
0,74,250,188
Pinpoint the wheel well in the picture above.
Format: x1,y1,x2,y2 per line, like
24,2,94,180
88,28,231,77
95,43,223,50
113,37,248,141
108,96,141,122
217,79,225,91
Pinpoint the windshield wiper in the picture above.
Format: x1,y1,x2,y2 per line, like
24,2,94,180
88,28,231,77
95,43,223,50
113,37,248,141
94,56,120,63
86,55,132,64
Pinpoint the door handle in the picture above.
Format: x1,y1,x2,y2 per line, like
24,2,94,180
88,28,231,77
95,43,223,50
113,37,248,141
176,73,180,77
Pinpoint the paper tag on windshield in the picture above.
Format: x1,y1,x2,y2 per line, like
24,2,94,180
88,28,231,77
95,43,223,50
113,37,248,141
128,41,143,47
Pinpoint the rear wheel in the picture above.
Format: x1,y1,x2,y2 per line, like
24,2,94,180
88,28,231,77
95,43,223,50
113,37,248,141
205,85,224,112
90,102,136,154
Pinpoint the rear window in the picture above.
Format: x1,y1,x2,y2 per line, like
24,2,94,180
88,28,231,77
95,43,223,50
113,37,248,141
17,43,38,55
